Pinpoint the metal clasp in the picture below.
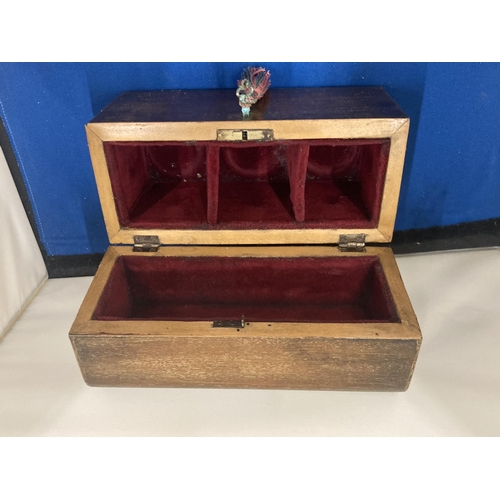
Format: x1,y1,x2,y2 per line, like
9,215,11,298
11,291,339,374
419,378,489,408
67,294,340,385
216,129,274,142
212,315,245,328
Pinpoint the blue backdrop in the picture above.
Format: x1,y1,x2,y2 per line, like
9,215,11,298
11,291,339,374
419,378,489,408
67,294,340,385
1,62,499,256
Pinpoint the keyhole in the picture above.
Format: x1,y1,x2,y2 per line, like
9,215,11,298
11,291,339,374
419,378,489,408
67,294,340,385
242,130,248,141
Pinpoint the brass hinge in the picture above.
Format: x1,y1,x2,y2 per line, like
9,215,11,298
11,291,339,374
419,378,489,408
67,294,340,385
133,235,161,252
339,234,366,252
217,129,274,142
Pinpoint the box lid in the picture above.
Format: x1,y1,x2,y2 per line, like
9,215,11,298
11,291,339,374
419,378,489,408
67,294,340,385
85,87,409,246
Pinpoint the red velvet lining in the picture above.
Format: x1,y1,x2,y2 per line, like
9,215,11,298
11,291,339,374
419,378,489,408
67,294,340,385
103,139,390,230
92,255,399,323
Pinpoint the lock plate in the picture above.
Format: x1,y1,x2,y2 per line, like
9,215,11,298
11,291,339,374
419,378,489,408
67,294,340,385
216,129,274,142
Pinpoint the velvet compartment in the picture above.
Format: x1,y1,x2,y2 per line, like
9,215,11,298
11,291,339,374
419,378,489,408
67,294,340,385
92,255,399,324
103,139,390,230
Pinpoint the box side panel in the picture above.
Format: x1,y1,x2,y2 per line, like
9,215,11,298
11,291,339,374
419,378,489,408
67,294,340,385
71,335,420,391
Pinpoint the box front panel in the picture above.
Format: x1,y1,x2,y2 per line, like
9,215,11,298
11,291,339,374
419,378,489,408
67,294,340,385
72,335,420,391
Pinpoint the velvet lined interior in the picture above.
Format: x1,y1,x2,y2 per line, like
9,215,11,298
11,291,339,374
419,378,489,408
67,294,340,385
92,255,399,323
103,139,390,230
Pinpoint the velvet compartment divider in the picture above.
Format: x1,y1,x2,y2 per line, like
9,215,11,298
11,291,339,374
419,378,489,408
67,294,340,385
286,143,309,222
206,144,219,225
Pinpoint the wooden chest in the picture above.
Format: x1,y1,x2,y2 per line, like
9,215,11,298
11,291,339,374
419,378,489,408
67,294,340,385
69,87,421,391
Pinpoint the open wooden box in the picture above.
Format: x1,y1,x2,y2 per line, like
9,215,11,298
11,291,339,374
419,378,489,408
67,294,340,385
70,87,421,391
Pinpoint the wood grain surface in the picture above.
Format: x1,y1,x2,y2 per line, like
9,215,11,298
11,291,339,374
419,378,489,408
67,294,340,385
90,87,408,123
71,335,420,391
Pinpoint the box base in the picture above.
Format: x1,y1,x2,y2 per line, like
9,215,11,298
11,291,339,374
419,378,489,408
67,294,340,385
69,246,422,391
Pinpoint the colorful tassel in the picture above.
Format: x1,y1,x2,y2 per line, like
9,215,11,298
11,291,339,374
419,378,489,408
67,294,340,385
236,66,271,115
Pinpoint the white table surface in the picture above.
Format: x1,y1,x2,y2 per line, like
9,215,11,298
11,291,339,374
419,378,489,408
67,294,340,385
1,248,499,436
